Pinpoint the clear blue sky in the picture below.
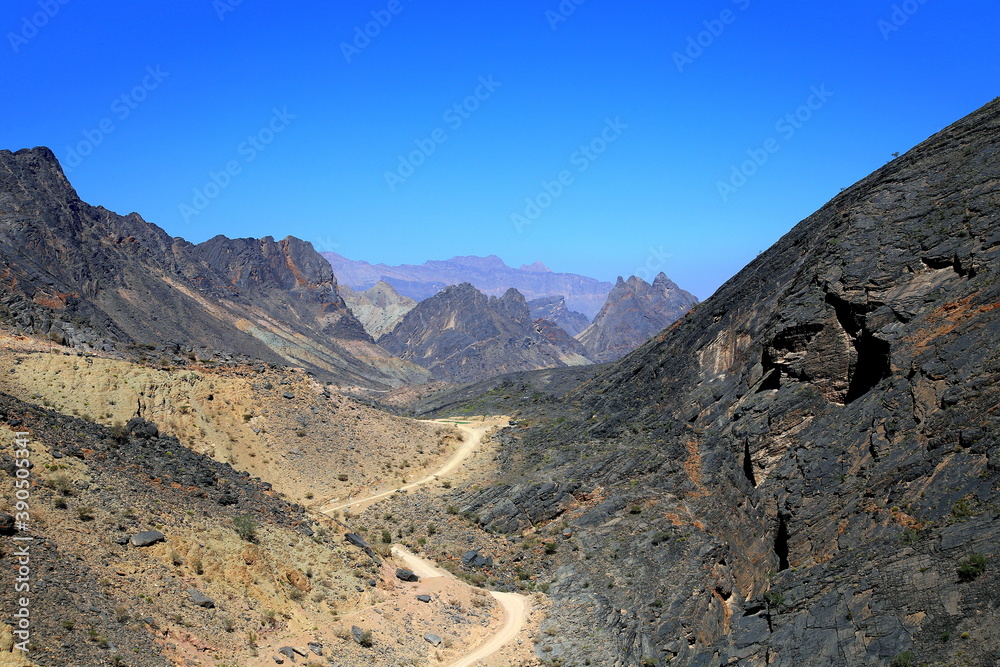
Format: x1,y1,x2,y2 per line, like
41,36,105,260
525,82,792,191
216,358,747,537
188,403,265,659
3,0,998,299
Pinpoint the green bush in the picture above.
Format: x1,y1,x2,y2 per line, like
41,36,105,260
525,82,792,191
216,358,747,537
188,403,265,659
958,553,987,581
763,591,785,609
233,515,257,542
889,650,916,667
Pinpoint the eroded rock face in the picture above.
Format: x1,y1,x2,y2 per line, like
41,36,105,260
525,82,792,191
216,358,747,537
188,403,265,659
0,148,427,387
378,283,591,383
528,295,591,337
454,99,1000,665
339,280,417,339
576,272,698,363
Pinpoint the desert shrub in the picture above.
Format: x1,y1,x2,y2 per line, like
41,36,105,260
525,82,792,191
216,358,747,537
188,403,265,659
889,651,916,667
233,515,257,542
958,553,987,581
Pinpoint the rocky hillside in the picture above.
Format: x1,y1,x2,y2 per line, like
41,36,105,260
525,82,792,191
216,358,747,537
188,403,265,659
379,283,591,383
0,326,540,666
398,98,1000,666
0,148,427,388
322,252,615,319
527,295,591,337
339,280,417,340
576,272,698,363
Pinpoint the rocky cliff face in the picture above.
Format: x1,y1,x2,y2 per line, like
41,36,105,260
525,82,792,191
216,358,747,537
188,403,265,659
0,147,428,387
576,272,698,363
322,252,615,319
339,280,417,340
378,283,591,383
528,295,591,337
449,99,1000,665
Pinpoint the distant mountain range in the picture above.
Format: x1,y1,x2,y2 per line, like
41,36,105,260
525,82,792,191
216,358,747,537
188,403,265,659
0,147,699,388
321,252,615,319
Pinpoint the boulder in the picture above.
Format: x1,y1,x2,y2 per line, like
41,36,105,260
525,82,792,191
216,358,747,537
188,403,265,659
396,568,419,582
187,587,215,609
130,530,165,547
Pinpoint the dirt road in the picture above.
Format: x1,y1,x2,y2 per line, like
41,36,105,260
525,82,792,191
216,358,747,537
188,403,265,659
316,417,531,666
392,546,530,667
320,418,494,515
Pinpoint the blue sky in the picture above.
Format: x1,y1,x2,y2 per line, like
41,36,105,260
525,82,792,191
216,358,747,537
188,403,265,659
2,0,998,299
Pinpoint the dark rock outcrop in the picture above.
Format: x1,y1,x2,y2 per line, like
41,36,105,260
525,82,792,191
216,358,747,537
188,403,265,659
379,283,591,383
453,98,1000,666
576,272,698,363
0,147,427,387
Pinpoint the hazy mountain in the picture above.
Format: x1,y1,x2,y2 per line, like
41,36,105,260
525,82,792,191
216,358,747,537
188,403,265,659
339,280,417,340
438,99,1000,664
378,283,591,383
527,295,591,337
576,272,698,363
321,252,615,319
0,147,429,388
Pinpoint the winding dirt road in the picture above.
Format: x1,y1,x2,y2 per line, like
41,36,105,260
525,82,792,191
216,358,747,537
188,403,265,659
319,417,531,666
320,418,492,515
392,546,529,667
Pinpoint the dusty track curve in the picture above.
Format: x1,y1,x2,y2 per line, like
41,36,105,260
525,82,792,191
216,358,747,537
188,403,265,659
318,417,531,666
319,418,491,515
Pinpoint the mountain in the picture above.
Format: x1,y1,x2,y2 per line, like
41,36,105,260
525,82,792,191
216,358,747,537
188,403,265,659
0,147,428,388
339,280,417,340
321,252,615,319
417,99,1000,665
576,272,698,363
378,283,591,383
527,295,591,337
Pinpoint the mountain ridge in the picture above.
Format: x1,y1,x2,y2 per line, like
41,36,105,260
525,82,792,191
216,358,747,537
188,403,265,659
322,251,617,319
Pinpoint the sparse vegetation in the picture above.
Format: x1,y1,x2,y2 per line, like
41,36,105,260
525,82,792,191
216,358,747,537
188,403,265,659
958,553,987,581
889,651,916,667
233,515,257,542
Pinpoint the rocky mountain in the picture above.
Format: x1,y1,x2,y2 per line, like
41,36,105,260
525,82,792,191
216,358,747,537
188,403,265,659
406,99,1000,665
527,295,591,337
339,280,417,340
0,148,428,388
378,283,591,383
322,252,615,319
576,272,699,363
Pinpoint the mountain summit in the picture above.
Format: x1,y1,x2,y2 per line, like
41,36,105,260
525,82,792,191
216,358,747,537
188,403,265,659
0,147,427,387
378,283,590,382
576,272,698,362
